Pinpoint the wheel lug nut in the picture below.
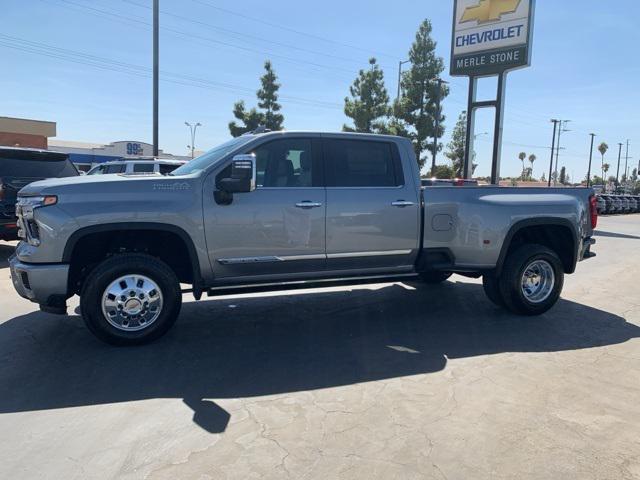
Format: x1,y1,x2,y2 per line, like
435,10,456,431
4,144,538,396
120,295,126,301
129,291,136,297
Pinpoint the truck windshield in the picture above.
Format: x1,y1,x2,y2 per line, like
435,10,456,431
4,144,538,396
170,136,255,176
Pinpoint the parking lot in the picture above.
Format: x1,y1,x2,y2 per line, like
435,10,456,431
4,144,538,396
0,214,638,480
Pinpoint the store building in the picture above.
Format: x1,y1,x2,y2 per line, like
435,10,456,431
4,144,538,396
0,116,56,149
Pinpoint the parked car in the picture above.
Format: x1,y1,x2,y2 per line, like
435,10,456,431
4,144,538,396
611,196,622,214
596,195,607,215
621,196,631,213
87,159,187,176
626,195,638,213
634,196,640,213
601,195,614,215
0,147,78,241
10,131,597,345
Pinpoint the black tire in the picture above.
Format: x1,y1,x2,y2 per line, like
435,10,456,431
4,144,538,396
419,271,452,284
498,244,564,316
80,253,182,346
482,273,504,307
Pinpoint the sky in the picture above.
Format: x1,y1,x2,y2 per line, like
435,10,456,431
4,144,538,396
1,0,639,179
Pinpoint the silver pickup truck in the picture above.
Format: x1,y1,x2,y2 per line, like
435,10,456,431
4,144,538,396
9,131,598,345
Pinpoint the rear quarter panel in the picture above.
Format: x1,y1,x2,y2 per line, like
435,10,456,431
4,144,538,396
422,187,593,270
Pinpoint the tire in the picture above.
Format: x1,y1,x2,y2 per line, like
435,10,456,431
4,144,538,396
498,244,564,316
482,273,504,307
80,253,182,346
419,271,452,284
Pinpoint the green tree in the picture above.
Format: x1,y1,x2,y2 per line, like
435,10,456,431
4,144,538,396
518,152,527,180
394,19,449,168
343,58,390,133
559,166,567,185
430,164,455,179
445,111,466,177
229,101,265,138
229,61,284,137
598,142,609,182
528,154,537,180
257,61,284,131
603,163,610,183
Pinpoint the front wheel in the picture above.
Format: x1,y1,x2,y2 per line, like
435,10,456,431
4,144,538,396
80,254,182,346
498,244,564,316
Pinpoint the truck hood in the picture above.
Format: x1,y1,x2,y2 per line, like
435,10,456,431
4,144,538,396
18,174,195,196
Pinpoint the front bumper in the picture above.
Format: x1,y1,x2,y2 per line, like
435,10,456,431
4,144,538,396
9,254,70,309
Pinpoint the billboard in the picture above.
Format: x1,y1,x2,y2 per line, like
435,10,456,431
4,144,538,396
451,0,535,77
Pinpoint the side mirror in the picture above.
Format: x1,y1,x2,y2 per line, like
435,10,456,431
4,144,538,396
218,154,256,193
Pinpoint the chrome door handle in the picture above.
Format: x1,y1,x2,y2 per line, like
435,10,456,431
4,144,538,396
391,201,415,208
295,201,323,209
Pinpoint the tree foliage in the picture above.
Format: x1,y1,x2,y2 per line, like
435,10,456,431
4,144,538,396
229,61,284,137
444,111,476,177
394,19,448,168
343,58,390,133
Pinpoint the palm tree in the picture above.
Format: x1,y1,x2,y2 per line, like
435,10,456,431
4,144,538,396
598,142,609,181
518,152,527,180
528,154,537,180
603,163,610,183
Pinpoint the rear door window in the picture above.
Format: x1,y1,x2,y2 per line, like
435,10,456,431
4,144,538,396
133,163,155,173
0,155,78,178
105,164,126,174
324,139,403,187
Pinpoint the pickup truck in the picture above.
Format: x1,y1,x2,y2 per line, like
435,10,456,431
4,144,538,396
9,132,598,345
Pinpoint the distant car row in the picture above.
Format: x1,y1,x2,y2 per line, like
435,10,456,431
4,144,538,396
0,147,185,241
597,194,640,215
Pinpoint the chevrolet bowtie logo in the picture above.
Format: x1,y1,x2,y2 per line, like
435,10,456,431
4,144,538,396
461,0,522,24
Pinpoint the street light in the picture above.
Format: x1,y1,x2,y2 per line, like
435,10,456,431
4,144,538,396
185,122,202,159
396,60,411,101
473,132,489,140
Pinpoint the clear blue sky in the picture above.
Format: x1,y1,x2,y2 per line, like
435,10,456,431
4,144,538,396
2,0,639,179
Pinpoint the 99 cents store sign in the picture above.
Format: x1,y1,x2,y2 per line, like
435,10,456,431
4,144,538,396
450,0,535,76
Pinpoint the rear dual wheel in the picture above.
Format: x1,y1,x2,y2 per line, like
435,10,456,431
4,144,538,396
484,244,564,316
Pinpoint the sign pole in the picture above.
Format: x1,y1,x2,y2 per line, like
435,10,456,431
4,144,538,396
490,72,507,185
152,0,159,157
462,77,477,179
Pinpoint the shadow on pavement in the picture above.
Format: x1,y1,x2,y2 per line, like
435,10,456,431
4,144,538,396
594,230,640,240
1,280,638,434
0,244,15,269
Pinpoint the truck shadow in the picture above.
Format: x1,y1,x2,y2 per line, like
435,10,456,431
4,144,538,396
0,243,15,269
0,281,638,434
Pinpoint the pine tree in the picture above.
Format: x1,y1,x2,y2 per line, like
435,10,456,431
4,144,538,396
559,166,567,185
257,61,284,131
343,58,390,133
394,19,448,168
445,112,466,177
229,61,284,137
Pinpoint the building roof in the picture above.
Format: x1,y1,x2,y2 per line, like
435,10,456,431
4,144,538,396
49,139,104,149
0,116,56,137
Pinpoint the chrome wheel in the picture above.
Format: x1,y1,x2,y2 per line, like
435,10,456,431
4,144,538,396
101,274,163,332
521,260,555,304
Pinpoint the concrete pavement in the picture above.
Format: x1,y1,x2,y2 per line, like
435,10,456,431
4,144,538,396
1,215,639,479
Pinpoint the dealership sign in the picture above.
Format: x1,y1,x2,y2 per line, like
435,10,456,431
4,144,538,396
451,0,535,76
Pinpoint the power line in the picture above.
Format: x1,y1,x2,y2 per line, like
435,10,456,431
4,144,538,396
0,34,344,110
185,0,398,60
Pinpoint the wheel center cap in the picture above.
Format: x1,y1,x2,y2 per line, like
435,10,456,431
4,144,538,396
124,298,143,315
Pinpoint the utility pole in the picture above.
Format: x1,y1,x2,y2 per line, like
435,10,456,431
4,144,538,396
615,143,623,187
432,78,447,173
152,0,159,157
548,119,559,187
554,120,570,186
586,133,596,188
623,139,630,185
185,122,202,159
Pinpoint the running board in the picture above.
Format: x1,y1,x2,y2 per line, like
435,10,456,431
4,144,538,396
198,273,421,297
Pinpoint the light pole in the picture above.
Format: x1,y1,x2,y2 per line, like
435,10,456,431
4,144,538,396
548,120,559,187
185,122,201,159
152,0,159,157
396,60,411,101
586,133,596,187
554,120,571,186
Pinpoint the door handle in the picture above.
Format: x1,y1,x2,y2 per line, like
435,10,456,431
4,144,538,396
295,201,323,209
391,201,415,208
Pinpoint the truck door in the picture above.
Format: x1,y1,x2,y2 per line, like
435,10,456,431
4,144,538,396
323,137,420,271
204,136,326,280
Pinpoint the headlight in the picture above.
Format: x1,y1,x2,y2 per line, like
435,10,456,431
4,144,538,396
16,195,57,246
